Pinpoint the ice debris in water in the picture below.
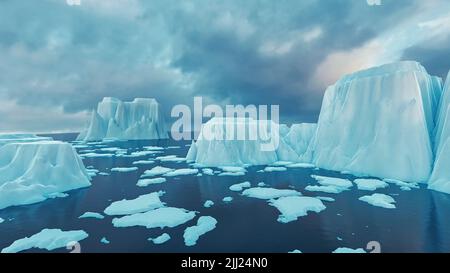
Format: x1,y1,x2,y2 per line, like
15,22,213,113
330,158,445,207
288,249,303,253
132,160,155,165
260,166,287,172
111,167,138,172
79,212,104,219
164,168,199,177
112,207,196,229
104,191,166,216
183,216,218,247
354,179,389,191
229,181,251,192
222,197,233,203
1,229,89,253
359,193,396,209
203,200,214,208
141,166,174,177
333,247,366,253
149,233,171,245
305,175,353,194
269,196,326,223
137,178,167,187
100,237,110,244
242,187,301,200
202,168,214,176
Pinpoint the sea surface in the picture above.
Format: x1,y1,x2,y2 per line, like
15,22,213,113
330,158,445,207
1,133,450,253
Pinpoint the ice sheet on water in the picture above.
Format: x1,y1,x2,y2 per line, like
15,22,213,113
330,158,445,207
359,193,396,209
101,237,110,244
354,179,389,191
270,161,293,166
218,172,246,176
202,168,214,176
286,163,315,168
219,166,246,173
332,247,366,253
229,182,251,192
144,146,165,151
111,167,138,172
203,200,214,208
260,166,287,172
156,155,186,162
149,233,171,245
311,175,353,188
269,196,326,223
104,191,166,216
383,178,419,189
1,229,89,253
164,168,199,177
316,196,335,202
80,152,115,158
112,207,196,229
288,249,302,253
222,197,233,203
79,212,104,219
141,166,174,177
242,187,301,200
137,178,167,187
132,160,155,165
183,216,218,247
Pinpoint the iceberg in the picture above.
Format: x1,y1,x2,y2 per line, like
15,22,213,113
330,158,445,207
104,191,165,216
149,233,171,245
77,97,169,141
183,216,218,247
222,196,233,203
359,193,396,209
310,61,439,183
100,237,110,244
112,207,196,229
0,141,91,210
1,229,88,253
268,196,326,223
242,187,301,200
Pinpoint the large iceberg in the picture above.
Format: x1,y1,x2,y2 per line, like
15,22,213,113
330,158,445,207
77,97,169,141
0,141,91,210
0,133,52,147
429,71,450,193
186,117,316,167
309,61,441,183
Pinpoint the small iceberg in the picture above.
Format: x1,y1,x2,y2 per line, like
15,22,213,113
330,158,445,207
354,179,389,191
183,216,218,247
268,196,326,223
286,163,315,169
80,152,115,158
305,175,353,194
0,218,4,224
1,229,89,253
100,237,110,244
137,178,167,187
104,191,166,216
202,168,214,176
111,167,138,172
316,196,335,202
359,193,396,209
132,160,155,165
79,212,105,219
305,185,346,194
141,166,174,177
383,178,419,191
333,247,366,253
112,207,196,229
164,168,199,177
144,146,165,151
203,200,214,208
229,182,251,192
222,197,233,203
149,233,171,245
288,249,303,253
242,187,301,200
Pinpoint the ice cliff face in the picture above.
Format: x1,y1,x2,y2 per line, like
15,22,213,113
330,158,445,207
0,141,91,210
186,118,316,167
77,97,168,141
309,61,440,183
429,71,450,193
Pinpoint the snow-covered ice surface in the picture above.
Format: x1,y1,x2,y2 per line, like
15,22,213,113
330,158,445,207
269,196,326,223
203,200,214,208
242,187,301,200
101,237,110,244
305,175,353,194
79,212,104,219
112,207,196,229
184,216,218,247
150,233,171,245
141,166,174,177
164,168,198,177
229,181,251,192
104,191,166,216
0,133,53,147
222,197,233,203
77,97,169,141
354,179,389,191
1,229,88,253
137,178,167,187
111,167,138,172
359,193,396,209
333,247,366,253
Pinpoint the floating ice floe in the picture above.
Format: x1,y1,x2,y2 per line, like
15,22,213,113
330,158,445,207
288,249,302,253
354,179,389,191
1,229,89,253
141,166,174,177
359,193,396,209
167,146,181,149
242,187,301,200
305,185,344,194
87,168,99,177
156,155,186,162
112,207,196,229
0,218,4,224
164,168,199,177
149,233,171,245
203,200,214,208
99,147,127,153
229,182,251,192
259,166,287,172
137,178,167,187
104,191,166,216
258,182,267,187
218,172,246,177
269,196,326,223
202,168,214,176
222,197,233,203
46,192,69,199
286,163,315,169
332,247,366,253
111,167,138,172
183,216,218,247
99,172,110,176
79,212,105,219
132,160,155,165
101,237,110,244
305,175,353,194
144,146,165,151
219,166,247,173
79,152,115,158
383,178,419,191
316,196,335,202
270,161,293,166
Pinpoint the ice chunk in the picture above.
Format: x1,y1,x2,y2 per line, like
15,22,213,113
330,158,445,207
202,168,214,176
164,168,199,177
133,160,155,165
311,175,353,188
218,172,246,176
261,166,287,172
354,179,389,191
149,233,171,245
0,141,91,210
183,216,217,247
141,166,174,177
156,155,186,162
144,146,165,151
310,62,437,183
268,196,326,223
137,178,167,187
100,237,110,244
288,249,303,253
112,207,196,229
79,152,115,158
219,166,247,173
104,191,165,216
229,181,251,192
222,197,233,203
383,178,419,189
305,185,345,194
316,196,335,202
0,218,4,224
77,97,169,141
1,229,89,253
242,187,301,200
359,193,396,209
286,163,315,168
333,247,366,253
111,167,138,172
258,182,267,187
271,161,293,166
79,212,104,219
203,200,214,208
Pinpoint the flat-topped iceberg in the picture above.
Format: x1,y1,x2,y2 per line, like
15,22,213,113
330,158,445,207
0,141,91,210
310,61,440,183
77,97,169,141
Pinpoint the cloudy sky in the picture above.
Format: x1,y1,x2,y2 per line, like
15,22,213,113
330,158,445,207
1,0,450,133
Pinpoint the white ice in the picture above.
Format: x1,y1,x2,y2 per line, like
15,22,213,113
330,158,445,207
268,196,326,223
112,207,196,229
333,247,366,253
183,216,218,247
149,233,171,245
242,187,301,200
229,181,251,192
141,166,174,177
104,191,166,216
111,167,138,172
354,179,389,191
164,168,199,177
359,193,396,209
203,200,215,208
137,178,167,187
79,212,104,219
133,160,155,165
222,197,233,202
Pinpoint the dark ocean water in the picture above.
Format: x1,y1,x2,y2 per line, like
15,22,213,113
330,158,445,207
1,133,450,253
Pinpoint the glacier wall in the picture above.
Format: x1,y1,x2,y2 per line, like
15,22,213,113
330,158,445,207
309,61,441,183
77,97,169,141
186,118,316,167
429,71,450,193
0,141,91,210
